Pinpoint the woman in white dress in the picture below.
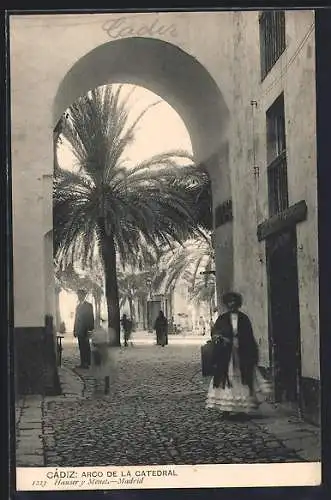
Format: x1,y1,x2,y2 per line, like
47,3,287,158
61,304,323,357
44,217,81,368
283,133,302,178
206,292,270,419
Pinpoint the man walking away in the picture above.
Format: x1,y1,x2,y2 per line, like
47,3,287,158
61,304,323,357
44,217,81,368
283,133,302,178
73,289,94,369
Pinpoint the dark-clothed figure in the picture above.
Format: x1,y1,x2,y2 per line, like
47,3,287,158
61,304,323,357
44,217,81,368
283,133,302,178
154,311,168,347
206,292,261,417
121,314,133,347
73,289,94,369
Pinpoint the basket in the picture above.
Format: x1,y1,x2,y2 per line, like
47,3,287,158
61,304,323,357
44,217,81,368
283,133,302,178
201,341,214,377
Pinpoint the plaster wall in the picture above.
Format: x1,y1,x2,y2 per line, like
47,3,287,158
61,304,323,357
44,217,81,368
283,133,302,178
10,11,319,384
10,11,236,327
229,10,319,378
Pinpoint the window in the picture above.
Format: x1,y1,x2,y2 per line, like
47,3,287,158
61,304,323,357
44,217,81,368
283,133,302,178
266,93,286,164
266,94,289,216
259,10,286,80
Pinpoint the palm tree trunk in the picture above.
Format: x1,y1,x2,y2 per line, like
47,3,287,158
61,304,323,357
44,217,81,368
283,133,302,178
93,291,101,327
138,297,144,329
209,297,213,325
143,297,148,331
128,296,136,328
99,221,121,346
139,296,146,330
55,285,62,331
96,298,100,325
137,298,141,329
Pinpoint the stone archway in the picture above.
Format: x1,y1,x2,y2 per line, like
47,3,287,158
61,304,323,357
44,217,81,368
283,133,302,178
53,36,234,307
54,37,228,164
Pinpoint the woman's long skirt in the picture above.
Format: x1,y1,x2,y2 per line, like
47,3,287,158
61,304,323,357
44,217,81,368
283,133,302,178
156,330,167,346
206,346,271,414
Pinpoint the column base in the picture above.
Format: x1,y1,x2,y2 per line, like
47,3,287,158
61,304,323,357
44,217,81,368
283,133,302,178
301,377,320,426
258,366,320,426
14,326,61,396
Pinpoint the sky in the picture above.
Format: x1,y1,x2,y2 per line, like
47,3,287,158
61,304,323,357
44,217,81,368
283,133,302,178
57,83,193,171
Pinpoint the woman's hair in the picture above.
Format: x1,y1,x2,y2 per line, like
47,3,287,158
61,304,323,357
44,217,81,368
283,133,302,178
222,291,243,308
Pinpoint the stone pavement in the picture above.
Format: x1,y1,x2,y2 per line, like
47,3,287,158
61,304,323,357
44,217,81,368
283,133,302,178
16,395,44,466
15,364,84,467
15,335,321,467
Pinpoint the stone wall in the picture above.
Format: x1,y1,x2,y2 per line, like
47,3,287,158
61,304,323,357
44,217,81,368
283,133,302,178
10,12,319,415
10,12,235,332
229,11,270,365
14,322,61,396
228,10,319,422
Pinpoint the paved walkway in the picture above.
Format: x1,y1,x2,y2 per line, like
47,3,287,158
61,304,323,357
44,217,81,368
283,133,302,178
16,335,321,467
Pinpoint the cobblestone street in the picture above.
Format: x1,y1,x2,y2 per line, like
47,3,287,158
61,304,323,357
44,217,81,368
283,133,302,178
16,335,321,467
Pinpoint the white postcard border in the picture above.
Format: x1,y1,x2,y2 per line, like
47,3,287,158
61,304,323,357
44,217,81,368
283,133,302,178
16,462,322,491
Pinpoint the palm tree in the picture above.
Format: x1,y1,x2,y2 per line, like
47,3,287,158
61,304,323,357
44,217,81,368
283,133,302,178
153,230,215,295
188,271,217,324
170,163,212,231
53,85,206,345
117,269,152,327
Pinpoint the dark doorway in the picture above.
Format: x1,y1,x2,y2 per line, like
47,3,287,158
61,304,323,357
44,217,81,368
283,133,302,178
266,228,302,406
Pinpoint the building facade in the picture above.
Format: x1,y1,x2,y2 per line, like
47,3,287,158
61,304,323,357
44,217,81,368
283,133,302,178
10,10,319,422
228,10,319,423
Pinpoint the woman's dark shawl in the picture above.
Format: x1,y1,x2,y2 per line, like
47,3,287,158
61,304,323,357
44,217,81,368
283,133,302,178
211,311,259,389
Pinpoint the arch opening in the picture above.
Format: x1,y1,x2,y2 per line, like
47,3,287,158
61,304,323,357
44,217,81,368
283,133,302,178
53,37,230,166
57,83,194,172
53,36,233,337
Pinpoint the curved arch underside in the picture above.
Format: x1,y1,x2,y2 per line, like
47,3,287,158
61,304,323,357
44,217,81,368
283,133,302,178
53,37,229,164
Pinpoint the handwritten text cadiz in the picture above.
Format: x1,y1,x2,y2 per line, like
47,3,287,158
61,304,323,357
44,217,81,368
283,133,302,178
102,17,178,39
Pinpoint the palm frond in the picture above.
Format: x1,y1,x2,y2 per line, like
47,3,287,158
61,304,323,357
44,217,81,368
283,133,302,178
54,84,213,326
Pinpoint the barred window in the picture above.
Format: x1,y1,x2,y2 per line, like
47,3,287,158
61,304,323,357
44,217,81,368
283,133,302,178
266,94,289,216
259,10,286,80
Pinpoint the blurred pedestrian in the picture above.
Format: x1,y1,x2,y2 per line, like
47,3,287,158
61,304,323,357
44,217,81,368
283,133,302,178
206,291,270,419
73,289,94,369
154,310,168,347
91,318,113,395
